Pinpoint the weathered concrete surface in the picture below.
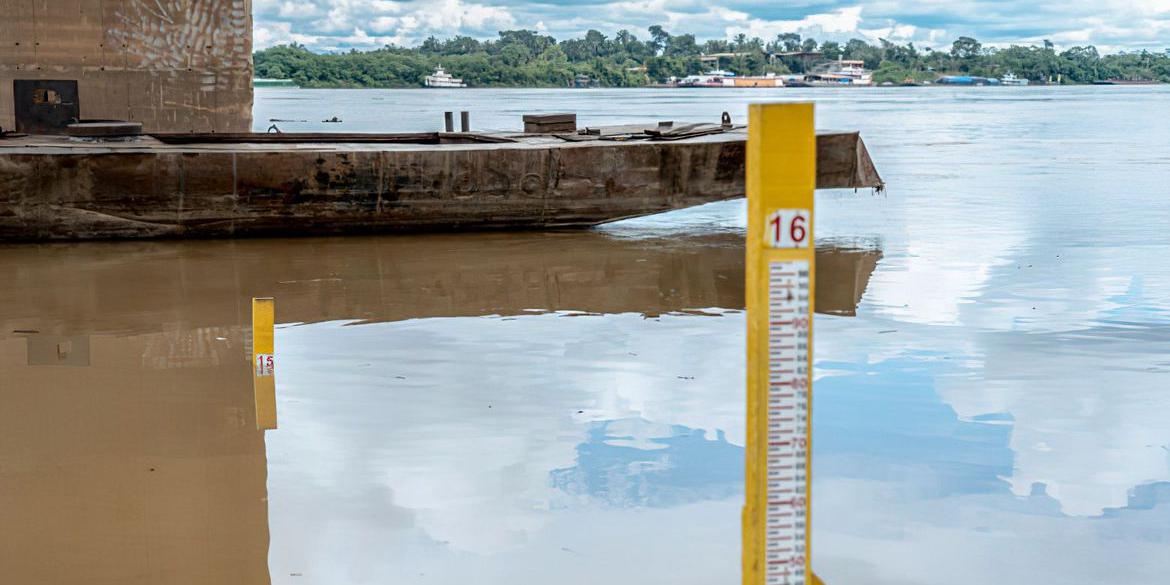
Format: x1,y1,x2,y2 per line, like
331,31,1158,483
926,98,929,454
0,130,882,240
0,0,252,133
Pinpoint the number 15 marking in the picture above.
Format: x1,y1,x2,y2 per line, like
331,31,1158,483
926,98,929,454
765,209,810,249
255,353,275,377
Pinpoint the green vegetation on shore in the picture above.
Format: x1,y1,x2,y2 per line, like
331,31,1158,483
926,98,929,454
254,28,1170,88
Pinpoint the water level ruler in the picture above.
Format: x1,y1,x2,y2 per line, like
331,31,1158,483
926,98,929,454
253,297,278,431
744,103,823,585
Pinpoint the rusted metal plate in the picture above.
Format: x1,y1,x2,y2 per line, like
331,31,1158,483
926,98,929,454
66,121,143,138
524,113,578,134
150,133,517,145
13,80,80,135
815,131,884,190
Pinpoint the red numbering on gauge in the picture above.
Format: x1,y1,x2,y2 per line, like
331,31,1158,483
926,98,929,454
255,353,275,377
765,209,811,249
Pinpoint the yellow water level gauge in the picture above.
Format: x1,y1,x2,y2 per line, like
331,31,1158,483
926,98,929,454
744,103,820,585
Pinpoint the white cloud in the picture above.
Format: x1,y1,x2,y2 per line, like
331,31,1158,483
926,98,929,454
255,0,517,49
253,0,1170,52
719,6,866,39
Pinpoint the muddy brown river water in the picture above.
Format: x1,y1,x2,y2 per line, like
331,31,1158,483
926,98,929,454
3,86,1170,585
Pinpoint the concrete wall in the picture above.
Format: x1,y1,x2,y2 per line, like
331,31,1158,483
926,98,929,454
0,0,253,133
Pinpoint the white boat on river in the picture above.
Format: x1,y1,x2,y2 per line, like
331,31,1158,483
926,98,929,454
425,66,467,88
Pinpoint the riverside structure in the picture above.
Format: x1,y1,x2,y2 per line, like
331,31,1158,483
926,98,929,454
0,1,881,241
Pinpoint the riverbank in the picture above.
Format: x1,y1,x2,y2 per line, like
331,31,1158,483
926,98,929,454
254,78,1165,90
255,32,1170,90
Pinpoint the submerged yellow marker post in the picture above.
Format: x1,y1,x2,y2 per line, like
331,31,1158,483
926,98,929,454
744,103,821,585
252,297,278,431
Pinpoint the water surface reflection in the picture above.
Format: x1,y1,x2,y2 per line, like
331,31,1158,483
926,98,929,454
0,233,879,585
0,329,270,585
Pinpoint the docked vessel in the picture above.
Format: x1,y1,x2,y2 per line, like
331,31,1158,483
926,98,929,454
0,123,882,240
729,73,785,88
676,71,787,88
835,60,875,85
936,75,1000,86
677,70,737,87
804,59,874,86
425,66,467,88
1000,72,1030,86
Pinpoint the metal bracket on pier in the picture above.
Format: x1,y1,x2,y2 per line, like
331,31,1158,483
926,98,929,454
743,103,824,585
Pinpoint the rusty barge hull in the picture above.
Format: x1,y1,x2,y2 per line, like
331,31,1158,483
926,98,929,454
0,131,881,241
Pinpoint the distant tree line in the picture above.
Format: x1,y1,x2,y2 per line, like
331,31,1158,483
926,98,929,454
254,27,1170,88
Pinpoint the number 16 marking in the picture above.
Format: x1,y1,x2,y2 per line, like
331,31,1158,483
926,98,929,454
766,209,810,249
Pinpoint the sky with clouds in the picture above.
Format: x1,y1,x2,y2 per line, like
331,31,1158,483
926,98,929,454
253,0,1170,54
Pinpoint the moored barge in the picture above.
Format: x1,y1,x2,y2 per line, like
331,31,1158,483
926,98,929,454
0,126,882,240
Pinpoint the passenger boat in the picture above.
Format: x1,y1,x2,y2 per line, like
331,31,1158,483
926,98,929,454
802,60,874,86
832,60,874,85
424,66,467,88
1000,73,1030,86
